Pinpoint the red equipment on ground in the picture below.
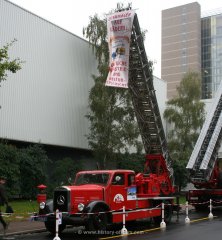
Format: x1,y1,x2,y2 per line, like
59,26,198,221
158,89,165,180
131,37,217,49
186,80,222,210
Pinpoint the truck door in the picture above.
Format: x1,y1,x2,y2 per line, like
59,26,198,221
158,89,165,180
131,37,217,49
109,173,126,211
109,173,137,210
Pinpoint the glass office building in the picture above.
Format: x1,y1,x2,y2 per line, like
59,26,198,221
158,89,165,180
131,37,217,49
202,14,222,99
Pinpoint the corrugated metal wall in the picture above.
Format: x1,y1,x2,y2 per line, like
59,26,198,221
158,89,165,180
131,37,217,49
0,0,97,149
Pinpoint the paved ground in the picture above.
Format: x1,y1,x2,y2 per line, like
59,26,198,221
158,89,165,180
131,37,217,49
0,219,46,237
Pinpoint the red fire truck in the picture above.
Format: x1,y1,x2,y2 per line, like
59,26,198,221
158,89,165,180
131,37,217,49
186,79,222,210
37,10,176,233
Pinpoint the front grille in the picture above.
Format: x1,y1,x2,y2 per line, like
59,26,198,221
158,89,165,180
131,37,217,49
53,187,70,212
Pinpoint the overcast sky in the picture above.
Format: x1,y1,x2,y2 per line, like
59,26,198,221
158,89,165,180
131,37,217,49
9,0,222,78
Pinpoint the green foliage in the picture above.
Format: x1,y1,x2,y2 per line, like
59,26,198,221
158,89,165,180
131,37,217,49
116,153,145,173
18,144,50,199
0,39,23,82
0,142,50,199
0,142,86,199
84,6,143,168
0,143,20,197
83,15,108,70
50,157,83,187
164,72,205,191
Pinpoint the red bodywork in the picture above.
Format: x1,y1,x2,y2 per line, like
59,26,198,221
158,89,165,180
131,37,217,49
65,154,175,224
136,154,174,197
187,161,222,206
192,163,221,189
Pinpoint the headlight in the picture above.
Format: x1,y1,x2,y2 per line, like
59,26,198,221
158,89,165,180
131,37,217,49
39,202,46,209
78,203,85,212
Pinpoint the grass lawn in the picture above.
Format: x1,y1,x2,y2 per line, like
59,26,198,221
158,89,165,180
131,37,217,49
179,195,187,204
3,200,39,222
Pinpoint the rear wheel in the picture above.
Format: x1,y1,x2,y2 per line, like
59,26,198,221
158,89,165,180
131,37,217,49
218,172,222,188
153,201,172,225
194,204,208,212
85,206,108,231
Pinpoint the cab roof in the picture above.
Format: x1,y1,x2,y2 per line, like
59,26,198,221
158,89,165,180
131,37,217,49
77,169,135,174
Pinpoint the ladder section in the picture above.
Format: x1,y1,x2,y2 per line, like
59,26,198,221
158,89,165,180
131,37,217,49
186,80,222,183
200,111,222,180
128,14,173,178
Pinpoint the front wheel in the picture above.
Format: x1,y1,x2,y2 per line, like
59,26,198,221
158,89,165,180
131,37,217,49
45,221,66,234
85,206,108,231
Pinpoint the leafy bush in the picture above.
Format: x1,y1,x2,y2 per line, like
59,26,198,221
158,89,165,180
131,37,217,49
18,144,50,199
52,157,82,185
0,143,20,197
116,153,145,173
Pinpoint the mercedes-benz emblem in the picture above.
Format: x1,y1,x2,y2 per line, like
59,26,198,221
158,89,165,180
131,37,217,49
57,195,65,205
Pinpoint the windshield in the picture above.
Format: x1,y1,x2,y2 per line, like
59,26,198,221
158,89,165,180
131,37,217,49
75,173,110,186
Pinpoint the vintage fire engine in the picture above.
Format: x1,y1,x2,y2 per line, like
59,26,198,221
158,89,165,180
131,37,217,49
37,9,176,233
186,80,222,210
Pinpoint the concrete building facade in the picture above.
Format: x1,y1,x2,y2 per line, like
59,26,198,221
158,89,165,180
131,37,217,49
0,0,98,151
162,2,222,100
162,2,201,99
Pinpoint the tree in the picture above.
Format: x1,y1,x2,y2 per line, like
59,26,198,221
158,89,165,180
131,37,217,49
51,157,83,187
83,7,143,169
116,153,145,173
18,144,50,199
0,40,23,196
0,39,22,82
0,142,20,197
164,72,205,191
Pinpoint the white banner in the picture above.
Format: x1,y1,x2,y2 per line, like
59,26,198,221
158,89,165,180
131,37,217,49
105,10,135,88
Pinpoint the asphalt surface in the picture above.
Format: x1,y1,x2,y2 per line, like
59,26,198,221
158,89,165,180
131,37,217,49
0,219,45,237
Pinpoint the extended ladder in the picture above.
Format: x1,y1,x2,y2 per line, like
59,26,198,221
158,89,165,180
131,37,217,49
128,14,173,179
186,80,222,183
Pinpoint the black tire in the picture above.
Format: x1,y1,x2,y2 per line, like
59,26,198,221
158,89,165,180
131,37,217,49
194,204,208,212
126,220,137,228
45,221,66,234
153,201,172,225
85,206,108,231
218,171,222,188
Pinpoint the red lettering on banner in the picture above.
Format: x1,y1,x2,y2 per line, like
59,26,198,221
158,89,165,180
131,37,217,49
115,61,127,66
108,12,131,21
113,20,122,25
110,25,129,32
114,67,127,71
113,72,120,76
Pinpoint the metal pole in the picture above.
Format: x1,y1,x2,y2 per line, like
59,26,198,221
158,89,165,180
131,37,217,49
208,199,214,219
185,201,190,224
120,206,128,235
160,202,166,229
53,209,61,240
